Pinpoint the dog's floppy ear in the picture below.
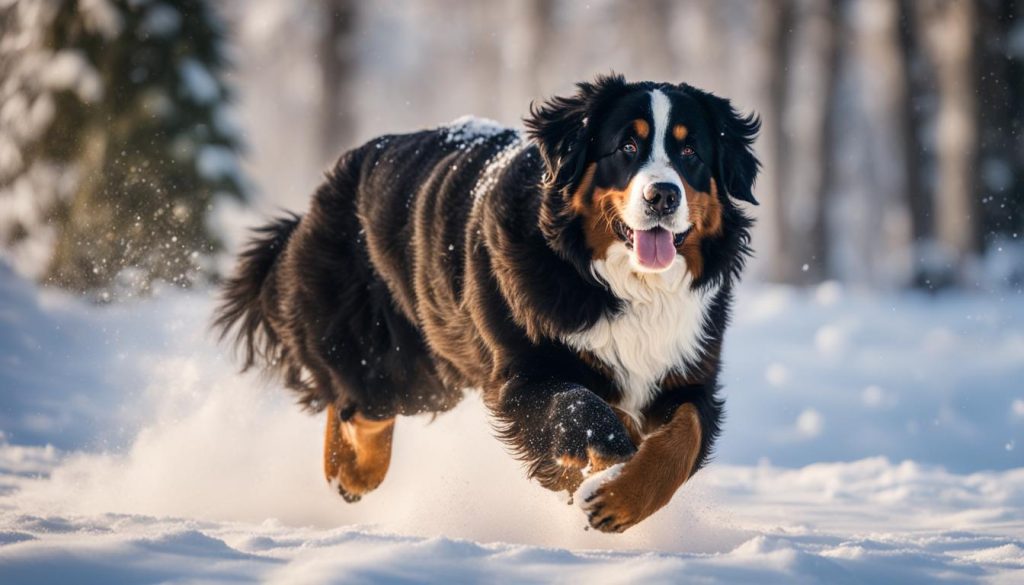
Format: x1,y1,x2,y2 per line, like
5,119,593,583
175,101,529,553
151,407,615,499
525,73,627,192
682,84,762,205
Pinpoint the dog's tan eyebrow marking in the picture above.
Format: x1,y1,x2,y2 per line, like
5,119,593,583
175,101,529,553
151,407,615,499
633,119,650,139
673,124,688,141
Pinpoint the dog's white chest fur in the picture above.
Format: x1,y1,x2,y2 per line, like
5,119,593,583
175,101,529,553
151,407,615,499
563,243,719,421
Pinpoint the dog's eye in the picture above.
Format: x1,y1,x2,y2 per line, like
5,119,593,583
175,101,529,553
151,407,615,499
681,146,695,157
620,140,637,155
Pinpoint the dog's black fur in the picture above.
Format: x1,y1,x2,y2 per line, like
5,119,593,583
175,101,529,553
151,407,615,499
215,74,759,509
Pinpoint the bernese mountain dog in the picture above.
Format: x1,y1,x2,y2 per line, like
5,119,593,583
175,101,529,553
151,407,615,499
215,74,760,533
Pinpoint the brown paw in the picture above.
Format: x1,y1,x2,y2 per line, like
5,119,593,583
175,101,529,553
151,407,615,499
323,407,395,503
582,487,639,533
330,478,363,503
577,465,633,533
578,463,659,533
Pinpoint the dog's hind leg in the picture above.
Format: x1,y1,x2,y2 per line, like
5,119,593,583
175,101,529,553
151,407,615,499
323,404,395,503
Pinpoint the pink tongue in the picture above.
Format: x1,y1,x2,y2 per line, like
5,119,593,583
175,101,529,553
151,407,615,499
634,227,676,270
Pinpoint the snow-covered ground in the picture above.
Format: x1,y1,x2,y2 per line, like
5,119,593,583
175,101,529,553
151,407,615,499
1,264,1022,583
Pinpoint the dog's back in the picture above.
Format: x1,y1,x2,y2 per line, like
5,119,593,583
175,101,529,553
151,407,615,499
214,119,527,420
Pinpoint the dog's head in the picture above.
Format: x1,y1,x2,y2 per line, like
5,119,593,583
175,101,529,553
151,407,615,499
526,74,760,277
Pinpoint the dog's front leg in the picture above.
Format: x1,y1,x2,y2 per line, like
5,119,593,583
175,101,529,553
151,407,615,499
580,401,704,533
490,377,638,494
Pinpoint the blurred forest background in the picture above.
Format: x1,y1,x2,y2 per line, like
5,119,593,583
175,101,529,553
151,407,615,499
1,0,1022,298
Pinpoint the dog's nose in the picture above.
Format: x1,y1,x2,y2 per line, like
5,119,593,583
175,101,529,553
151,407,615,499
643,183,681,216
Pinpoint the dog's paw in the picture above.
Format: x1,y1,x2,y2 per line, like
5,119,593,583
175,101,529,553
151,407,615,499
328,476,363,503
578,463,651,533
575,462,624,507
325,448,386,503
548,388,637,472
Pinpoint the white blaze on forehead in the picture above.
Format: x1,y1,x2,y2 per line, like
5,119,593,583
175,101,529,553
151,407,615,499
649,90,672,164
623,89,690,235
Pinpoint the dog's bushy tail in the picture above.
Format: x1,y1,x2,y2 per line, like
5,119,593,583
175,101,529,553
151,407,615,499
213,214,301,371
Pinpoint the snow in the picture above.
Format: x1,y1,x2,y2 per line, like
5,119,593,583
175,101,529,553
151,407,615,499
0,93,55,144
471,136,528,202
197,144,242,183
983,237,1024,288
139,3,182,38
443,115,510,146
77,0,123,39
764,362,790,387
794,408,824,438
179,58,220,105
576,463,624,508
0,264,1022,582
1008,21,1024,58
40,50,103,102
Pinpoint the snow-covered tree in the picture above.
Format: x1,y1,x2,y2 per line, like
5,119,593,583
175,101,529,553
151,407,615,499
0,0,246,297
914,0,979,275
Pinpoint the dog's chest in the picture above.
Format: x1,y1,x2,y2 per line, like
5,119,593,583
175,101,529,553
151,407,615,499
563,244,719,420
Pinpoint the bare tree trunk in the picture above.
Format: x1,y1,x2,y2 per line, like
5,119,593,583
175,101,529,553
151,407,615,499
672,0,727,89
499,0,554,120
898,0,931,250
776,0,838,284
523,0,554,99
467,0,503,118
622,0,675,80
829,0,913,287
718,0,783,282
914,0,978,269
974,0,1022,247
767,0,795,283
318,0,358,162
812,2,841,284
